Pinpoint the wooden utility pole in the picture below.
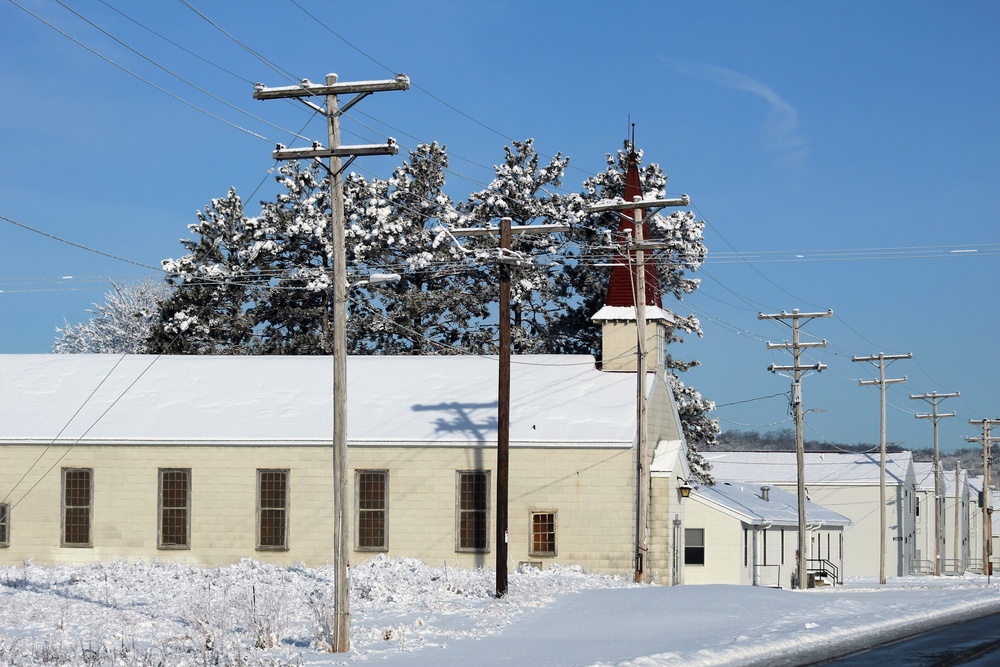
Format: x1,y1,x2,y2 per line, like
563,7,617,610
910,391,959,576
966,418,1000,577
254,72,408,652
955,461,962,571
496,217,512,597
589,194,689,582
853,352,910,585
759,309,832,590
448,220,570,598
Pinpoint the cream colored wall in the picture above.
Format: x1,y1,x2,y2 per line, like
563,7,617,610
349,444,636,573
680,500,748,586
0,443,639,574
600,321,665,373
0,444,336,567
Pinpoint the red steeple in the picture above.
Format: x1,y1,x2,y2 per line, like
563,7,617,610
604,151,663,308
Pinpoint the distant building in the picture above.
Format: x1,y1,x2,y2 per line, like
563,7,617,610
703,451,917,578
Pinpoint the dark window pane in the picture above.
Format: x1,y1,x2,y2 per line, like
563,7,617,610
259,509,286,548
159,470,189,548
458,472,488,550
260,472,286,510
65,507,90,544
531,512,555,555
356,471,386,550
684,528,705,565
63,470,91,546
258,471,288,549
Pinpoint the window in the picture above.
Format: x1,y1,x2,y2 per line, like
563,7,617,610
0,502,8,547
258,470,289,550
530,511,557,556
62,468,92,547
356,470,388,551
457,471,490,552
684,528,705,565
158,469,190,549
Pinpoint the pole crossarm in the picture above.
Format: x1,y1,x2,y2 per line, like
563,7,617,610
253,74,410,100
273,142,398,160
586,195,690,213
859,377,908,387
759,309,833,321
448,223,573,237
768,363,826,373
852,352,912,362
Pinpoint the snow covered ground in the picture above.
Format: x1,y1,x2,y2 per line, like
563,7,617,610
2,556,1000,666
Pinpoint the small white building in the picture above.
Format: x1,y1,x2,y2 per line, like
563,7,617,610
703,451,917,579
681,480,850,588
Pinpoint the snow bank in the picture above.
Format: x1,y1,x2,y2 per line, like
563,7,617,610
1,557,999,666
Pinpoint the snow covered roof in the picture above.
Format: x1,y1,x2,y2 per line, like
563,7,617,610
0,354,643,446
702,451,914,487
591,305,675,322
650,438,689,477
913,462,967,495
691,481,851,527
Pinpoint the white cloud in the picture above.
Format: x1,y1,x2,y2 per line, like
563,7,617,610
662,58,807,168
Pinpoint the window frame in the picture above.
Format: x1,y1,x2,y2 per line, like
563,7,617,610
61,468,93,548
529,510,557,557
0,502,9,547
157,468,191,550
257,469,290,551
456,470,490,553
684,527,705,566
355,469,389,552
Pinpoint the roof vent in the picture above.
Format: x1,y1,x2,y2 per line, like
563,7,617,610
761,486,770,502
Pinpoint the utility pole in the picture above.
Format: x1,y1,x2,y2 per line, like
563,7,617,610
448,220,570,598
853,352,910,585
254,72,409,652
759,309,832,590
910,391,959,576
589,194,689,583
966,418,1000,577
955,461,961,571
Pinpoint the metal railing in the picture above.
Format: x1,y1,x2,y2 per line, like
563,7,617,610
806,558,841,585
941,558,966,575
753,564,783,588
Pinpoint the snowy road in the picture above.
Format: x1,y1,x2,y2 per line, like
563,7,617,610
817,612,1000,666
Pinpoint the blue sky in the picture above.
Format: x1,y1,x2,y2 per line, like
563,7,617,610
2,1,997,452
